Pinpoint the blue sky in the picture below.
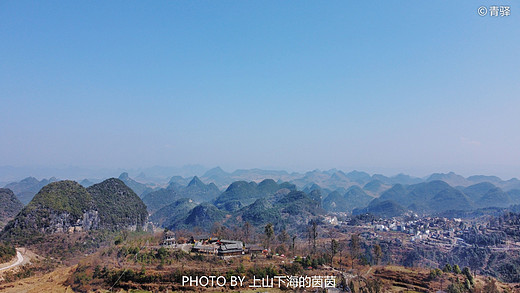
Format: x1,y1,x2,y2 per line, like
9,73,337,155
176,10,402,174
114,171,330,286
1,1,519,178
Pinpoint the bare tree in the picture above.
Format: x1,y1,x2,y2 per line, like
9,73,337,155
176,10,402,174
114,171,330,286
264,223,274,251
291,235,297,256
278,229,289,244
350,234,360,270
310,220,318,254
243,222,251,243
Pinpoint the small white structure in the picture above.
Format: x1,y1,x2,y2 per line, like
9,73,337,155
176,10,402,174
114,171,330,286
161,231,176,247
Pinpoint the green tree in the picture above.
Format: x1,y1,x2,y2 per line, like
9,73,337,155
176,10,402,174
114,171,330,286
443,263,453,273
429,268,443,280
453,264,461,274
373,244,382,265
464,279,472,291
331,239,339,267
156,247,168,260
446,281,464,293
462,267,474,285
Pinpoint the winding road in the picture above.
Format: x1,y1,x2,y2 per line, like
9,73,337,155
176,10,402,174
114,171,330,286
0,250,24,272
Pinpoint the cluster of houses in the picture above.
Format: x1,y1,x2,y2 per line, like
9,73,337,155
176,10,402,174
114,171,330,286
334,215,476,248
160,231,263,256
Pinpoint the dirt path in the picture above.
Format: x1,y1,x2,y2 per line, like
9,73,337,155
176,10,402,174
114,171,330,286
0,250,24,272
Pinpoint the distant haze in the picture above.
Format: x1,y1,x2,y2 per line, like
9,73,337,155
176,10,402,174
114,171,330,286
1,2,519,179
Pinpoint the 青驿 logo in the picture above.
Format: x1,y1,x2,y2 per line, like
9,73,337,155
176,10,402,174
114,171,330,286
478,5,511,17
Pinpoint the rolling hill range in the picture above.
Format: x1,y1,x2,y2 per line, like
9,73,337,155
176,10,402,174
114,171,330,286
148,198,197,227
141,184,181,213
3,168,520,200
3,169,520,237
149,179,322,232
351,180,520,218
378,180,473,214
3,177,58,205
353,199,407,218
322,185,374,212
144,175,520,229
142,176,220,213
213,179,295,211
117,172,153,198
463,182,517,208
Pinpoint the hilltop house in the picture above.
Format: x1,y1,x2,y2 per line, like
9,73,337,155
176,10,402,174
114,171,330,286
192,238,244,256
161,231,176,247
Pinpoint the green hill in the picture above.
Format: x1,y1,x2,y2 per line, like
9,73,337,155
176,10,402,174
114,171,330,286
201,166,231,187
168,175,189,186
379,184,408,203
323,186,374,213
175,203,226,231
323,190,347,212
277,190,322,216
1,180,93,242
379,181,473,214
239,197,279,227
478,187,511,208
214,179,289,210
1,179,148,244
142,176,220,213
158,186,323,232
464,183,512,208
149,198,197,227
464,182,498,201
118,172,153,198
0,188,24,229
86,178,148,230
214,181,259,209
508,189,520,204
236,190,323,230
141,187,181,213
181,176,220,203
363,179,390,196
345,170,372,184
353,199,406,218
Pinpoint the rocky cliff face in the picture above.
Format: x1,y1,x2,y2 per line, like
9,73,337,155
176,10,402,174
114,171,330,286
44,209,100,233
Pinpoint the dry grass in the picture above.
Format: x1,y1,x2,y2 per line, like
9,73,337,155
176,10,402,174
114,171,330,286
0,265,75,293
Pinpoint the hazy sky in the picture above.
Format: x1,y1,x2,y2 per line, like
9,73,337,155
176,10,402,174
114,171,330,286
1,1,519,178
